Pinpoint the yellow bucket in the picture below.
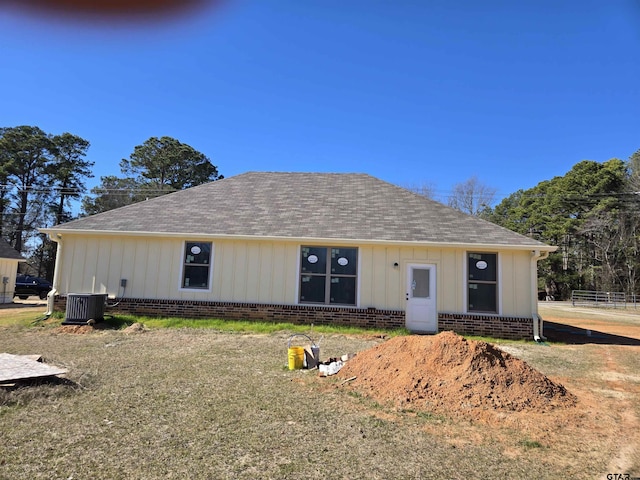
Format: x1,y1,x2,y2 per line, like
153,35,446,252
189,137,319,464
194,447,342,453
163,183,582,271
288,346,305,370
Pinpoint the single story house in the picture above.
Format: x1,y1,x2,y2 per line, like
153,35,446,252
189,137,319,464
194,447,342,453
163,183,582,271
0,239,25,304
41,172,556,340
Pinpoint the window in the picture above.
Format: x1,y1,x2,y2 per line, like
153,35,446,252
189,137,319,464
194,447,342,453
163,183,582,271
182,242,212,289
299,246,357,305
467,252,497,313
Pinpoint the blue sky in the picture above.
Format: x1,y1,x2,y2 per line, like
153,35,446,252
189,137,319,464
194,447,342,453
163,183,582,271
1,0,639,207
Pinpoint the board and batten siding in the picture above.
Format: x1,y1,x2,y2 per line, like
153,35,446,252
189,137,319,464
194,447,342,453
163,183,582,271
0,258,20,303
498,249,534,318
214,240,298,304
357,246,533,317
56,235,301,304
55,234,535,317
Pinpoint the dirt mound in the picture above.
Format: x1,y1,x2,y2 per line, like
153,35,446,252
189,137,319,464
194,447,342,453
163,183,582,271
337,331,576,422
55,322,147,334
123,323,147,334
56,325,96,334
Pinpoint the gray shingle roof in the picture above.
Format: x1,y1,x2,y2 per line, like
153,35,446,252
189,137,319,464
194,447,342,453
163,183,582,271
0,239,24,260
51,172,552,249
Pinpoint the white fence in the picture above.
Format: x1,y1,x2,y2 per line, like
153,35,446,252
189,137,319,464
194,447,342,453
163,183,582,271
571,290,627,308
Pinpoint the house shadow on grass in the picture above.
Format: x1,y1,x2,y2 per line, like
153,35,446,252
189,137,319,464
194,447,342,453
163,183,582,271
544,321,640,346
99,316,133,329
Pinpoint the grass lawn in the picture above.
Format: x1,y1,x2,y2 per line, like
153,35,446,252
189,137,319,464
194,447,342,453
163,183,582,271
1,309,639,479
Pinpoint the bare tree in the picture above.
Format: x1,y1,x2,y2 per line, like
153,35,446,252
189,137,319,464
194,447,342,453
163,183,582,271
447,176,496,216
405,181,437,200
579,208,640,294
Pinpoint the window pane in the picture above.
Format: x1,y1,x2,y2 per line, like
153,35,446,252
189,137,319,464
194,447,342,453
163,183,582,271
331,248,357,275
330,277,356,305
468,282,497,312
300,275,326,303
301,247,327,274
183,265,210,289
468,253,496,282
412,268,430,298
185,242,211,265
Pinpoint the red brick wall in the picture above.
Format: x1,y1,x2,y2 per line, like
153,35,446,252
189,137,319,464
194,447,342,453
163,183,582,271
438,312,533,340
53,297,534,339
53,296,406,330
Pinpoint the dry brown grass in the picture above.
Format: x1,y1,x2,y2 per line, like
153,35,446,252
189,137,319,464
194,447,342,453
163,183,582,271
0,308,639,479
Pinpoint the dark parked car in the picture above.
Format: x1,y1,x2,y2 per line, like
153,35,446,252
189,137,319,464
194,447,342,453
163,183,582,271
14,275,52,300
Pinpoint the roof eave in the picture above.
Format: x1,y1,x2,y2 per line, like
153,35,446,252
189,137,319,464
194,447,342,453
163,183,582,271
41,228,557,252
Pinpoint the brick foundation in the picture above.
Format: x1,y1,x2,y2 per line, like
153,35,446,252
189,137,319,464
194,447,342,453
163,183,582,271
53,296,406,330
53,297,534,339
438,312,533,340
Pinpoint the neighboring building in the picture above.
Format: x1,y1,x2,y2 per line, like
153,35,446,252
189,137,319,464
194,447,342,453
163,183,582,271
41,172,556,339
0,239,25,304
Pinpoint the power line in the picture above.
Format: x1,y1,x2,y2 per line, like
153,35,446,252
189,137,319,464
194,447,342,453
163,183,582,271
0,185,178,195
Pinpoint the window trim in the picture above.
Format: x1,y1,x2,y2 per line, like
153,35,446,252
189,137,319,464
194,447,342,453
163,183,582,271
298,246,359,306
179,241,214,292
465,251,500,314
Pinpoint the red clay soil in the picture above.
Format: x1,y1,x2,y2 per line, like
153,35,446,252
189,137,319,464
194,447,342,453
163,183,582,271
55,323,147,334
56,325,96,334
336,331,576,423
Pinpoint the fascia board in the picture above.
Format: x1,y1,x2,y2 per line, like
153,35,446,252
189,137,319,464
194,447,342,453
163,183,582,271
41,227,558,252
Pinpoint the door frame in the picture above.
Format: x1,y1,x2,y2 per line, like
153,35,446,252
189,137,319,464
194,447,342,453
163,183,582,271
405,263,437,333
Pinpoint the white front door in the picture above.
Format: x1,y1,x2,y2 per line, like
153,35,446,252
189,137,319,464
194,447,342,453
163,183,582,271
406,264,437,333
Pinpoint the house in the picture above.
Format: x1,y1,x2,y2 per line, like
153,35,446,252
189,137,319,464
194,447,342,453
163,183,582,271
0,239,25,304
41,172,556,340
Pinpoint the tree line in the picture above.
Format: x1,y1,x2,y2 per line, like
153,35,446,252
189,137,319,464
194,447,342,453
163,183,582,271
407,152,640,300
0,125,222,279
481,153,640,300
2,125,639,299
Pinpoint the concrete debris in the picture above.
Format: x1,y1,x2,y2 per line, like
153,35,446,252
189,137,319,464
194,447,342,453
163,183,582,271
0,353,67,384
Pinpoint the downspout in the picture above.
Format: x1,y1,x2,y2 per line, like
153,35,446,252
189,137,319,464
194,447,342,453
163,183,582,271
45,233,63,316
530,249,550,342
